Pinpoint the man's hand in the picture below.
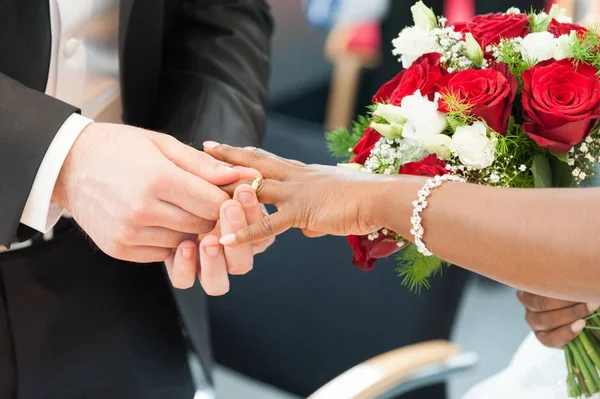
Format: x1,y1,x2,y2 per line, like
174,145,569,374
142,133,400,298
165,184,274,295
518,290,599,348
52,122,240,263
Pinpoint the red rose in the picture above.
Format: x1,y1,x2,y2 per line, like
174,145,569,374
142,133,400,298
438,63,517,134
348,232,401,271
522,59,600,152
373,53,445,105
547,19,587,37
459,13,529,48
399,154,448,177
350,127,381,164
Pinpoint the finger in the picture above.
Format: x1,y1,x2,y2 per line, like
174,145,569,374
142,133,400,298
203,142,288,179
165,241,198,289
535,320,586,349
252,236,275,255
220,200,254,275
302,229,326,238
525,303,591,333
199,236,230,296
153,135,240,185
220,211,292,246
122,227,196,248
234,185,275,254
220,178,282,204
153,201,216,234
235,166,262,180
517,291,578,312
160,166,230,220
118,246,173,263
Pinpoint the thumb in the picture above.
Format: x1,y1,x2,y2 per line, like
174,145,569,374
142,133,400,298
219,211,292,246
153,134,240,185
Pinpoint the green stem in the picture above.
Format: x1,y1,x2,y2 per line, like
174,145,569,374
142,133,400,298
566,345,584,398
579,331,600,370
573,337,600,394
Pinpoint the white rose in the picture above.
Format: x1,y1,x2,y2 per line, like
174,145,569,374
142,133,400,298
554,32,577,60
520,32,558,63
411,1,437,31
421,134,453,159
400,90,447,140
506,7,521,14
392,26,438,69
373,103,406,124
450,121,497,169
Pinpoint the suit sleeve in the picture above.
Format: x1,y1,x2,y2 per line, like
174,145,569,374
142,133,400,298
0,73,79,246
151,0,274,148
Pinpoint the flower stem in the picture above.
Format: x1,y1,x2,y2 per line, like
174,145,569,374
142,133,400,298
566,345,584,398
580,330,600,371
573,337,600,394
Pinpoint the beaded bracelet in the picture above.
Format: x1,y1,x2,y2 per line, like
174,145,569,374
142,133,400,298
410,174,466,256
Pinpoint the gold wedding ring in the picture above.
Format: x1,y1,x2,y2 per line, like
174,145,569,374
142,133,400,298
251,177,263,192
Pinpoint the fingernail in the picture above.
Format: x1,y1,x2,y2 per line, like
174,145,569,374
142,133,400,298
237,191,257,206
204,245,221,257
181,247,194,259
571,319,586,334
588,303,600,313
225,205,244,222
220,234,236,246
204,141,219,149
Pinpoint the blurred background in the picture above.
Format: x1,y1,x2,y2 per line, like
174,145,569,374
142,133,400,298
205,1,599,399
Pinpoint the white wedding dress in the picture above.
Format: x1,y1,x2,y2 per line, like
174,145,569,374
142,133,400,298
462,333,600,399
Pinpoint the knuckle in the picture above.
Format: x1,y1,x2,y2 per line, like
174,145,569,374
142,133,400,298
535,331,554,348
258,217,275,236
115,225,138,244
525,312,542,331
128,202,152,224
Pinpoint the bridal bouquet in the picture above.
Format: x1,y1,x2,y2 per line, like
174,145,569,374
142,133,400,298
326,2,600,396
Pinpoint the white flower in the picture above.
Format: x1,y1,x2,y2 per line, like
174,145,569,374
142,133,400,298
549,4,573,23
489,173,500,183
411,1,437,31
373,103,406,124
400,90,447,141
421,134,453,159
392,26,438,69
520,32,558,63
465,32,484,65
506,7,521,14
450,121,497,169
519,164,527,172
554,32,577,60
370,122,404,139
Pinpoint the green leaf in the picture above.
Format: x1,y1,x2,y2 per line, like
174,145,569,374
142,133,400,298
549,155,575,188
549,150,570,164
531,153,552,188
325,114,373,160
395,245,446,293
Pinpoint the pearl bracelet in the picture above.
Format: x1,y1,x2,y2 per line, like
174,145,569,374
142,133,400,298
410,174,466,256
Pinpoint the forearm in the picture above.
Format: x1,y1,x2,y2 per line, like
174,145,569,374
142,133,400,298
0,73,79,245
377,178,600,302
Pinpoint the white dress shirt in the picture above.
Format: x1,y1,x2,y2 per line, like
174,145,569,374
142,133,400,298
20,0,121,233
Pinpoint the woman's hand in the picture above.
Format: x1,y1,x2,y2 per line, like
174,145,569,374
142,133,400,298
203,142,398,246
518,290,599,348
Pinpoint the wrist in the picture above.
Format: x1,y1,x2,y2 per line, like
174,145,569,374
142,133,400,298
52,122,96,208
369,175,425,235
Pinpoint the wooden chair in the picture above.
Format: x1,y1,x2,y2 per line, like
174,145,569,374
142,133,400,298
309,340,477,399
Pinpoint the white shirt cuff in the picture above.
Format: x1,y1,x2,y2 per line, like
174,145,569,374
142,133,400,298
20,114,94,233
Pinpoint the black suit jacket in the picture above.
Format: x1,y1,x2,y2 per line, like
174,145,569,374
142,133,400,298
0,0,272,379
